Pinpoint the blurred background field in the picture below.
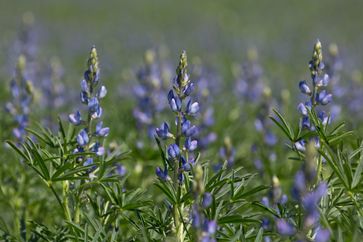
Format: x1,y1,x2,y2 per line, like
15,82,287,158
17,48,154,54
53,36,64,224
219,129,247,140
0,0,362,137
1,0,363,82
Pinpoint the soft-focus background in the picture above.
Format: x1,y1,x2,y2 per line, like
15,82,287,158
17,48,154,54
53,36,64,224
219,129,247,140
1,0,363,80
1,0,363,135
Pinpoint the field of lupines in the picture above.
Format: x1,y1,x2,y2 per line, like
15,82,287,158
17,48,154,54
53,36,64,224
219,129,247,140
1,2,363,242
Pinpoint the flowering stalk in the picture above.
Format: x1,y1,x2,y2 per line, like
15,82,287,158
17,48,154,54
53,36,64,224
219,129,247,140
297,40,332,137
277,142,329,242
296,40,333,182
191,165,216,242
133,49,170,140
253,87,278,174
5,55,34,144
233,48,265,103
41,57,65,130
68,46,109,223
69,46,109,163
155,50,200,241
190,59,218,149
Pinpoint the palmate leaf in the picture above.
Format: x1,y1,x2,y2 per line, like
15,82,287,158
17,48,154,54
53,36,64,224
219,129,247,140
270,109,294,141
154,181,177,204
6,140,49,181
29,221,69,242
319,144,350,189
6,140,30,162
232,185,269,200
252,201,281,218
154,136,169,168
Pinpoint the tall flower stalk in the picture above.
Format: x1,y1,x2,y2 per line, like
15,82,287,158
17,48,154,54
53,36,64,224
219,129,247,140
277,142,329,242
133,49,170,139
155,50,200,241
41,57,66,130
296,40,332,151
5,55,34,144
275,40,331,242
68,46,109,166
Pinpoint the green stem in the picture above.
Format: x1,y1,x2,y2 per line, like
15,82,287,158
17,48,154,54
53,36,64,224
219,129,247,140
316,155,323,185
49,183,71,222
173,111,184,242
348,192,363,217
62,181,72,222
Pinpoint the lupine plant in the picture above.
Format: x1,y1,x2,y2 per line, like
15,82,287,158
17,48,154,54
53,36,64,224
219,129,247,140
2,23,363,242
5,47,150,241
154,50,201,241
271,40,363,241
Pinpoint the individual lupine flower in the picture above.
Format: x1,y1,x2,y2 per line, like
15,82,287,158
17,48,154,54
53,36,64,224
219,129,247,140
156,166,168,181
95,121,110,137
299,80,312,95
186,99,200,115
77,129,89,146
155,122,173,139
168,144,180,159
184,137,198,152
5,55,34,144
316,90,332,105
69,111,82,125
68,46,109,164
168,90,182,112
115,163,127,176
